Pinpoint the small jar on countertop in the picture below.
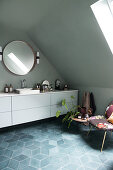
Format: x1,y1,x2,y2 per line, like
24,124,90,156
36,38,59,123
63,84,68,90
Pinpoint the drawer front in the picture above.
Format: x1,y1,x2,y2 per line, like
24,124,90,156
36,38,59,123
12,106,50,125
51,105,67,117
0,97,11,113
0,112,12,128
12,94,50,111
51,91,78,105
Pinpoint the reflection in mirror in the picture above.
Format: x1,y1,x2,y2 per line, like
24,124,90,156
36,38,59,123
8,53,29,74
3,41,36,75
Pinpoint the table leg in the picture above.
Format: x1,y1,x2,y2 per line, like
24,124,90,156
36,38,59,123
87,125,92,136
101,131,107,152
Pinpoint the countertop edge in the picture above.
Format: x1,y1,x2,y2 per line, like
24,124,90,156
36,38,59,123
0,89,79,97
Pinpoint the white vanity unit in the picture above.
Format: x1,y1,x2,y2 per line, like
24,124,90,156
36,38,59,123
0,97,12,128
0,90,78,128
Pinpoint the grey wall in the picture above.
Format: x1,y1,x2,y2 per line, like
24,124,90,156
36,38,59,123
0,26,66,91
28,0,113,114
0,0,113,113
28,0,113,88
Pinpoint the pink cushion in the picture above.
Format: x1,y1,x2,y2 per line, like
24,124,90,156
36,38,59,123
105,104,113,119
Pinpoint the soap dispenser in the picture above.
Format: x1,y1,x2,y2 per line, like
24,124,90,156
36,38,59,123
4,84,9,93
9,84,13,93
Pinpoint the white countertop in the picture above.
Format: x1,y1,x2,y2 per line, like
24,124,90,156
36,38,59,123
0,89,78,97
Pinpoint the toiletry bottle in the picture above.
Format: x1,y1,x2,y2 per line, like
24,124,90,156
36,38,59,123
4,84,9,93
50,84,53,91
36,84,39,89
9,84,13,93
37,83,41,90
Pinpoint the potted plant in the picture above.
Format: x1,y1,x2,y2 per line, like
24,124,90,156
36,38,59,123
56,96,80,128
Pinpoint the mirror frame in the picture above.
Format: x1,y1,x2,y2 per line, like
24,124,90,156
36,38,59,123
2,40,36,76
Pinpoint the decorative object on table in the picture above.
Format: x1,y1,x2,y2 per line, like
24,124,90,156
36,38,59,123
55,79,61,90
63,84,69,91
48,84,53,91
85,113,89,119
77,106,90,119
42,80,50,92
78,107,86,118
77,113,82,119
4,84,9,93
56,95,80,128
42,80,50,86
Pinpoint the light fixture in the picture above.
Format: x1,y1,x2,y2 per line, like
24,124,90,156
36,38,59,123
0,46,2,61
36,51,40,64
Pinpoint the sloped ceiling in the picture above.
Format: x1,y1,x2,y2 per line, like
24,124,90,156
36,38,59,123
0,0,113,88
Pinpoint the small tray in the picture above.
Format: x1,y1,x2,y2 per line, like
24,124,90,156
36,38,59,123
71,117,88,123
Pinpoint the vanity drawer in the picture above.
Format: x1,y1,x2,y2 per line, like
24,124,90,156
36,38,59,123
0,112,12,128
12,106,51,125
0,97,11,113
51,105,67,117
51,91,78,105
12,94,50,111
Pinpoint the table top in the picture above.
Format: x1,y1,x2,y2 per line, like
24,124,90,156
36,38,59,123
71,117,89,123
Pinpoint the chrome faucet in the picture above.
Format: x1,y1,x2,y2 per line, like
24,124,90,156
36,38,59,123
21,79,27,88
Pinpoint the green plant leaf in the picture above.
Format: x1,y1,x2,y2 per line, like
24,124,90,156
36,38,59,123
56,95,79,128
68,119,72,128
62,112,71,123
62,99,66,106
56,110,61,117
64,103,68,111
62,117,66,123
77,105,81,108
76,112,80,115
71,95,75,99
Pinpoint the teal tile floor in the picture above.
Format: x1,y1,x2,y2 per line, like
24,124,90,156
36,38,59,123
0,118,113,170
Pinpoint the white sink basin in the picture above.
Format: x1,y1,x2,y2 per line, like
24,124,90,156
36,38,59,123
15,88,40,94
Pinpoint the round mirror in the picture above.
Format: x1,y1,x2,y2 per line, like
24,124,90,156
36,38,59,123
3,41,36,75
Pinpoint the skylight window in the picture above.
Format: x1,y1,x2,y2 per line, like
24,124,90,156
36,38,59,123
110,0,113,11
91,0,113,54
